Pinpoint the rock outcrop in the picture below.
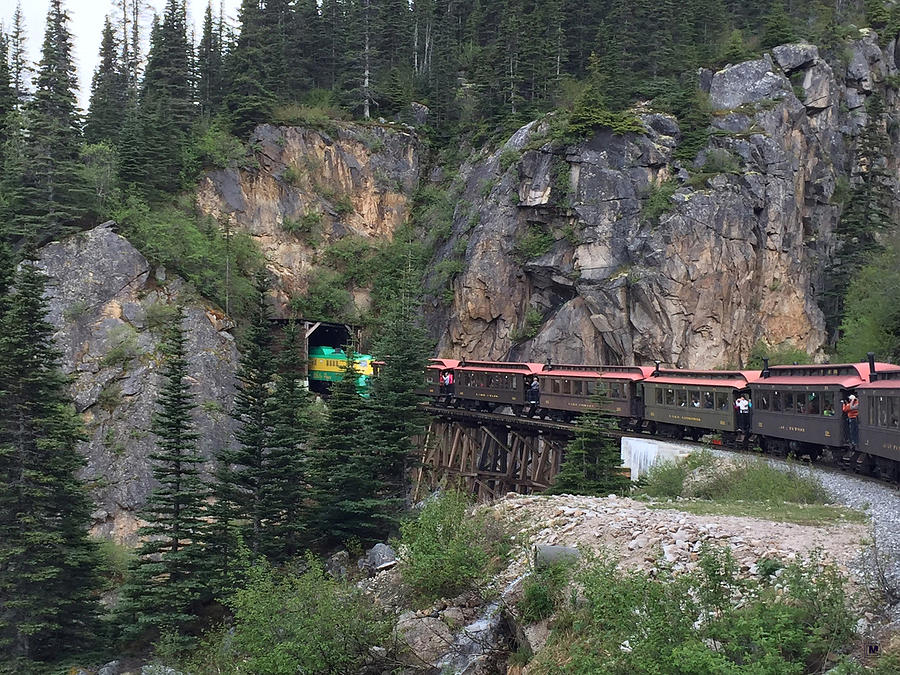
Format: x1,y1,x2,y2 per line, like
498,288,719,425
38,224,239,542
426,35,900,368
196,123,421,313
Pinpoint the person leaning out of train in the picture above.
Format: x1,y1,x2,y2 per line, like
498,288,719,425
842,394,860,448
734,394,752,432
527,377,540,403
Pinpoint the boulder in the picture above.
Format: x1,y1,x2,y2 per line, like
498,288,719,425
772,43,819,73
396,611,455,664
358,542,398,574
708,55,792,110
37,224,239,543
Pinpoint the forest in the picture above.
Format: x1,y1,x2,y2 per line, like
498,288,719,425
2,0,900,671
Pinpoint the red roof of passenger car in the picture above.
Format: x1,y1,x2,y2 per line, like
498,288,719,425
753,362,896,389
858,368,900,390
646,369,758,389
454,361,544,375
427,358,460,370
534,364,656,381
600,366,657,381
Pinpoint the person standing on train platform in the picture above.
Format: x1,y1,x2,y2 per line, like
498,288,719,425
734,394,752,433
842,394,859,448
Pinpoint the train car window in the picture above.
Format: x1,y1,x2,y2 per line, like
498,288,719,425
676,390,687,407
573,380,583,396
891,397,899,428
610,382,624,399
561,379,571,395
702,391,714,408
758,392,769,410
785,392,795,412
822,392,835,416
715,392,729,410
511,375,518,389
655,388,663,404
807,393,820,415
665,388,675,406
551,379,561,394
878,397,889,427
586,380,596,395
772,391,782,412
688,389,701,407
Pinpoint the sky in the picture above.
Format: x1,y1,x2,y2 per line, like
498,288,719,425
0,0,243,109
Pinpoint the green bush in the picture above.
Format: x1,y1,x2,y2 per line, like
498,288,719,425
290,269,352,322
534,546,856,674
636,449,716,499
517,561,574,623
63,299,90,322
144,301,178,333
498,147,521,172
185,120,247,173
271,101,343,130
97,382,122,411
701,148,741,175
282,210,323,245
399,490,510,603
94,538,134,590
323,236,375,286
333,194,355,216
113,196,263,320
282,164,304,186
101,324,140,367
643,178,679,225
514,224,556,262
511,307,544,344
182,558,391,675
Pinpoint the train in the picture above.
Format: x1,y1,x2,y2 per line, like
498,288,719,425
422,354,900,480
307,345,375,393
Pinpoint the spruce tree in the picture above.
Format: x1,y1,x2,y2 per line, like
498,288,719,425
213,274,275,556
0,31,15,124
262,322,318,561
761,0,795,48
116,308,212,644
13,0,90,242
197,1,225,117
0,254,102,667
224,0,276,136
9,3,29,105
308,350,379,544
362,252,431,531
546,388,629,496
85,16,127,145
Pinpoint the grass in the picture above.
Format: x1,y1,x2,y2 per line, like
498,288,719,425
647,500,868,526
635,450,867,525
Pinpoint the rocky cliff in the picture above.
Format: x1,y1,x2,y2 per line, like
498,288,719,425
196,123,421,314
38,224,239,542
426,33,900,367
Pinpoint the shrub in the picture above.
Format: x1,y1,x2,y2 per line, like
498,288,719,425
746,340,812,369
399,490,509,603
183,558,391,675
701,148,741,174
186,120,247,172
511,307,544,344
517,561,574,623
290,269,352,322
63,299,90,322
271,102,343,130
282,164,304,186
323,236,375,285
282,210,323,245
533,546,856,674
643,178,679,225
333,194,355,216
514,224,555,262
114,196,264,320
636,449,716,499
101,324,140,367
94,538,134,590
498,147,521,172
144,301,178,333
97,382,122,411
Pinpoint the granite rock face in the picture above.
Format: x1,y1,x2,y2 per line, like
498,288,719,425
426,35,900,368
196,123,421,314
37,224,239,542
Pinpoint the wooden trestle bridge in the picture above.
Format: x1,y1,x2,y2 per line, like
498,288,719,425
413,406,578,501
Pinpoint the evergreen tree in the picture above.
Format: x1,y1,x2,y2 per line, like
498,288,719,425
137,0,195,194
116,308,212,644
761,0,795,48
0,254,102,667
197,1,224,117
362,252,431,531
213,274,275,556
0,31,15,123
262,322,318,561
85,16,126,144
308,349,379,544
224,0,275,136
9,3,30,105
13,0,90,242
546,388,629,496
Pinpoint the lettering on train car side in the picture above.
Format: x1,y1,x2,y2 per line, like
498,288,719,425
779,425,806,433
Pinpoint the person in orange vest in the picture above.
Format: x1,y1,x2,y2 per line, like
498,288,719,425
842,394,859,449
